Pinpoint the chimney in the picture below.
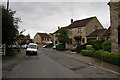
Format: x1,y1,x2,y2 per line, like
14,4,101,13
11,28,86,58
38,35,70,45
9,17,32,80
58,26,60,30
71,19,73,24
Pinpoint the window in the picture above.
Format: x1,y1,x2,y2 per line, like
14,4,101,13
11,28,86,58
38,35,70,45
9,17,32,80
78,28,83,33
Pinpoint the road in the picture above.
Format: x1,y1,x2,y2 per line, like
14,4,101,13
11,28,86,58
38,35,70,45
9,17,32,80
2,48,119,78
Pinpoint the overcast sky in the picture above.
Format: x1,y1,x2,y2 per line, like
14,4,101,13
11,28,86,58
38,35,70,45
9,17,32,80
2,0,111,39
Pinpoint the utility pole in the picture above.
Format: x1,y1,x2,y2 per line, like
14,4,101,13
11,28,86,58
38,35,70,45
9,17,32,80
7,0,9,11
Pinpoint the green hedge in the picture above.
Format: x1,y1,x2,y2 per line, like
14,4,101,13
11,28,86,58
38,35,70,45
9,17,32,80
89,40,103,50
102,40,111,52
81,50,94,57
56,44,65,51
100,51,120,65
80,50,120,65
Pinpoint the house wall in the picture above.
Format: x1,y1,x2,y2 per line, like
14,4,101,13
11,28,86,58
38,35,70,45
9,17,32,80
68,26,86,45
42,38,51,44
109,1,120,53
86,17,104,36
53,33,59,46
34,34,42,44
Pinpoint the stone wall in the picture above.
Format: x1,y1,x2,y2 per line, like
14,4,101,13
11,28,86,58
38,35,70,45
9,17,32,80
109,1,120,53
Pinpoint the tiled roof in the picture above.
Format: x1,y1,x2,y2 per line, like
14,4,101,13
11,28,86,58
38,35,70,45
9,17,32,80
37,33,51,38
68,17,95,28
87,29,107,37
103,27,111,36
54,27,67,34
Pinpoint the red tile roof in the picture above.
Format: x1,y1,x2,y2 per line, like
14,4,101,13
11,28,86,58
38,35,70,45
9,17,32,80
68,17,95,28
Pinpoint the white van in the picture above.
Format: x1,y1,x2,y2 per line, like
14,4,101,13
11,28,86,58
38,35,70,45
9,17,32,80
26,43,38,55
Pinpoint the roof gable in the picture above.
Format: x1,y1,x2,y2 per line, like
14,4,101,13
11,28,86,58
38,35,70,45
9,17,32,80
87,29,107,37
54,27,67,34
68,16,95,28
37,33,51,38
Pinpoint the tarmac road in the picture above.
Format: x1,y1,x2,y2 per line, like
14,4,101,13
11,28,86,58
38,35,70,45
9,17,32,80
2,48,119,78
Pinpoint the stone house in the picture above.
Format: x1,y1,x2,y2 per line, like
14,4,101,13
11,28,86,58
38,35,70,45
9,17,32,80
49,33,54,42
67,16,104,49
108,0,120,53
34,33,52,48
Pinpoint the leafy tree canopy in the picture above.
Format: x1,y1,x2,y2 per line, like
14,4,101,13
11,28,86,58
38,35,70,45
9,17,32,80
56,28,69,45
2,5,21,45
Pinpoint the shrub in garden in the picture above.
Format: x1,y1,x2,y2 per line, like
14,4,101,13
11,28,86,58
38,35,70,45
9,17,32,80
89,39,103,50
86,45,92,50
93,50,103,58
86,45,95,52
56,44,65,51
81,50,94,57
102,40,111,52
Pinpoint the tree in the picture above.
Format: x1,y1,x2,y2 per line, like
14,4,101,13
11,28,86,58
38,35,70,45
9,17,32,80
2,5,21,45
56,28,69,48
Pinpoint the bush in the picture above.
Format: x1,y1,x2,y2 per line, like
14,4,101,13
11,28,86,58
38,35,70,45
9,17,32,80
81,50,94,57
93,50,103,58
86,45,95,52
56,44,65,51
6,49,20,56
86,45,92,50
102,40,111,52
89,39,103,50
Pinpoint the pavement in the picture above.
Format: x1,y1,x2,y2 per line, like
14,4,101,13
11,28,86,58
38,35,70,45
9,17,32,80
2,50,26,70
44,48,120,76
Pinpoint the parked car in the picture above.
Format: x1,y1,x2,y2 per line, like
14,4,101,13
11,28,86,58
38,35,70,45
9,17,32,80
8,45,21,50
42,45,46,48
21,44,28,49
71,44,78,52
52,44,59,49
26,43,38,55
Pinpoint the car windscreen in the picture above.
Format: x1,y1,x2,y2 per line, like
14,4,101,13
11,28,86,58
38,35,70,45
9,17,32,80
28,45,37,49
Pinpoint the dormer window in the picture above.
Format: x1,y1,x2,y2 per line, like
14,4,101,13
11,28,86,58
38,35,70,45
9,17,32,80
78,28,83,33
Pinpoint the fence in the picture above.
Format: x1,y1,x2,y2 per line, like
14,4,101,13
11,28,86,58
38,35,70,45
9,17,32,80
0,44,6,55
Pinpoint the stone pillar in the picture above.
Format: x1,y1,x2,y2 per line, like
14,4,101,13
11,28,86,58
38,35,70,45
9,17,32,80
108,1,120,53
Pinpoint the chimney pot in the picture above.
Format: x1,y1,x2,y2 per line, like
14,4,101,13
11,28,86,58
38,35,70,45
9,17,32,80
71,19,73,24
58,26,60,30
